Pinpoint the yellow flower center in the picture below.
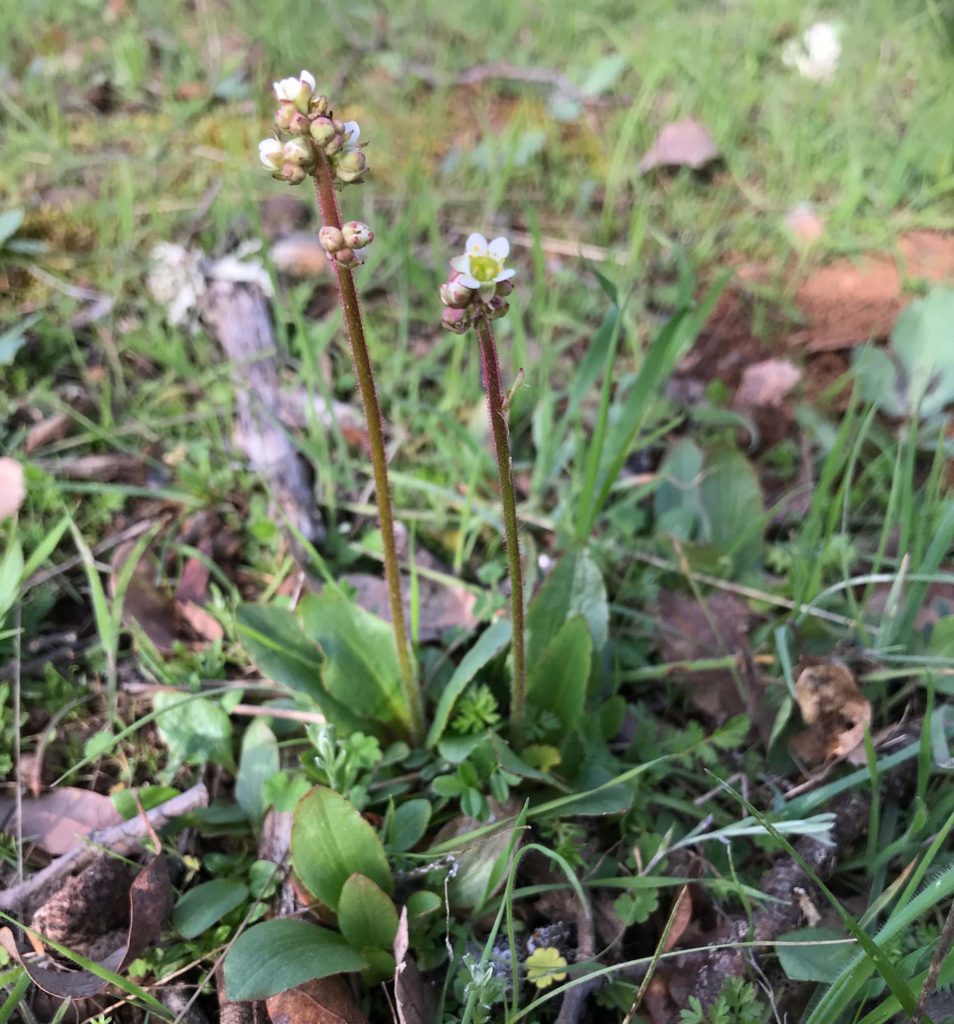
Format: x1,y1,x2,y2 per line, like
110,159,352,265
470,254,502,283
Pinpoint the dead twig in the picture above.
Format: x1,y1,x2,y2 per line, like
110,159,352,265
0,784,208,913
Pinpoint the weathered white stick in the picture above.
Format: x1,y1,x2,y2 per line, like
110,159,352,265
0,783,209,912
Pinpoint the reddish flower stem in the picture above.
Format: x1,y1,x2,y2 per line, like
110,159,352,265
475,312,526,745
311,152,423,745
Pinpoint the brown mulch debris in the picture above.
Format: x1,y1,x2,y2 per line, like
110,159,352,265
791,230,954,352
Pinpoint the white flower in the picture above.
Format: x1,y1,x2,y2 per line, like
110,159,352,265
258,138,283,170
782,22,841,81
449,234,515,302
273,69,316,112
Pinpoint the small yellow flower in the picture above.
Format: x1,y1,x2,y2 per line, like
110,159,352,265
524,946,568,989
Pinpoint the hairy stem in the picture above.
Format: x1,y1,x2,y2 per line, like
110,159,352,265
475,313,526,744
311,154,423,745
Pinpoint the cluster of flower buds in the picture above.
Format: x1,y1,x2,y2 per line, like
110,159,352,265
318,220,375,269
258,71,368,187
439,234,515,334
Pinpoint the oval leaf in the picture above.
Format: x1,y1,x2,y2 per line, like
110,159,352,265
338,873,399,951
388,799,432,853
526,550,607,666
292,786,393,912
298,593,409,734
223,919,367,1001
174,878,248,939
236,718,279,823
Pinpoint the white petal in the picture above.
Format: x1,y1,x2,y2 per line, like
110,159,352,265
273,81,284,100
258,138,282,167
478,282,496,302
342,121,360,146
494,268,516,282
459,274,480,289
465,233,488,255
278,77,299,99
487,236,510,260
450,255,471,274
300,70,316,91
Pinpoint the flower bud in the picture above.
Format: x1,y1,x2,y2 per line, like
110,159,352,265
287,110,312,135
341,221,374,249
308,94,329,116
319,225,345,254
333,148,367,183
274,103,296,131
334,247,365,270
282,137,315,168
440,278,474,309
442,306,473,334
495,279,514,297
309,117,337,147
485,295,510,320
282,164,307,185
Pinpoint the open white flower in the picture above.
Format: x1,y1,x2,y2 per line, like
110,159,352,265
273,70,316,112
449,234,515,302
258,138,283,169
782,22,841,81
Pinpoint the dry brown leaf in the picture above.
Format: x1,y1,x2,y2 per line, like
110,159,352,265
267,976,369,1024
173,537,224,641
733,358,802,410
259,197,311,241
789,661,872,765
342,573,476,642
49,453,145,483
662,885,693,953
791,230,954,352
25,412,75,454
0,855,173,999
0,787,121,855
657,591,751,722
393,908,435,1024
637,118,720,174
643,976,674,1024
174,545,213,605
270,233,331,277
176,600,225,641
0,458,26,519
111,542,178,653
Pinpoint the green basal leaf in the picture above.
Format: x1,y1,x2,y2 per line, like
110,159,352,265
388,798,432,852
298,592,410,735
235,718,279,824
776,927,856,983
291,785,392,912
526,549,607,667
526,616,592,741
337,872,399,951
223,919,366,1001
173,879,248,940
